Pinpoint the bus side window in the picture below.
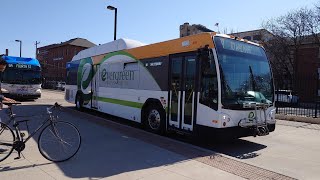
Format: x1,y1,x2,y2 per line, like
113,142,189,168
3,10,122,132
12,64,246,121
199,50,218,110
66,65,78,85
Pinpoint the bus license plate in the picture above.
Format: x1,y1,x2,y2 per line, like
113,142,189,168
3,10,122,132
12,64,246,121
18,87,27,92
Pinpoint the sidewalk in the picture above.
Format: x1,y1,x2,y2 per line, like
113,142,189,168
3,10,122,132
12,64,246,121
0,104,242,180
0,103,294,180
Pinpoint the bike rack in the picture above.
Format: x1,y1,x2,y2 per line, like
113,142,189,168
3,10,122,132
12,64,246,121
239,102,271,136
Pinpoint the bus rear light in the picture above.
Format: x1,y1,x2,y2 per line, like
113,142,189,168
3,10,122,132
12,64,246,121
1,88,8,93
212,120,219,124
160,97,166,105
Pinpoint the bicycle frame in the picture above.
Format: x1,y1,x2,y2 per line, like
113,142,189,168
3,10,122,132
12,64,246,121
14,117,53,144
1,102,81,162
6,105,57,144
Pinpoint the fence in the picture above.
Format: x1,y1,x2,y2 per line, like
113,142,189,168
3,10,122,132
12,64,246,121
275,72,320,118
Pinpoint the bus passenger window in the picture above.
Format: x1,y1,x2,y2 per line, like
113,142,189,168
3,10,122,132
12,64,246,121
199,50,218,110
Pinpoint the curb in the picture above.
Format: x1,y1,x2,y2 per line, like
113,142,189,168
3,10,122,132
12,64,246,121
276,114,320,124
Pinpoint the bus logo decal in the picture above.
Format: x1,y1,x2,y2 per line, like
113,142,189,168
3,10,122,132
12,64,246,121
248,112,255,119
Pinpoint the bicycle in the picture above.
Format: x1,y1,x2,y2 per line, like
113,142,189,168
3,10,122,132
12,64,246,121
0,102,81,162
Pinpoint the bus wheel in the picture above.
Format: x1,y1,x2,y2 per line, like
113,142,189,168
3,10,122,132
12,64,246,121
75,94,83,111
145,105,165,134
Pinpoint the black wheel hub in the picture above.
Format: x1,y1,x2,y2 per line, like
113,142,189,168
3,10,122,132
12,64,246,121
13,141,25,152
148,109,161,130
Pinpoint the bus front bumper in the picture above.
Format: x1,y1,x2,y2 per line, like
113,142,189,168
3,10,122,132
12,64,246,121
238,118,276,128
196,123,276,140
3,92,41,99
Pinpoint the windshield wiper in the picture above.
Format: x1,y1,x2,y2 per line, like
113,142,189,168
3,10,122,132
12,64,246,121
249,65,256,91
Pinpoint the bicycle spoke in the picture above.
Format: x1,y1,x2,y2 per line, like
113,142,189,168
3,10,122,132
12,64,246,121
38,121,81,162
0,122,15,162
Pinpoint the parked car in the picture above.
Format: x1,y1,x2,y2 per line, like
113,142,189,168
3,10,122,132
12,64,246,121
42,81,57,89
275,90,299,106
55,82,66,91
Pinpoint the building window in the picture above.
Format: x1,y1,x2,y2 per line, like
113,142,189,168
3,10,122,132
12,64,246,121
253,35,261,41
243,36,252,40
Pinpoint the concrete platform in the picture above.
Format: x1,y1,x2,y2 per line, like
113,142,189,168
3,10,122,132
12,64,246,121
0,103,245,180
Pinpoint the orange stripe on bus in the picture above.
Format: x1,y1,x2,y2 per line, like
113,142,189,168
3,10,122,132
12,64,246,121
126,33,215,59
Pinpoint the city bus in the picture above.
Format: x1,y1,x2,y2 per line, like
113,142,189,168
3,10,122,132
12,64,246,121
65,33,276,139
1,56,42,99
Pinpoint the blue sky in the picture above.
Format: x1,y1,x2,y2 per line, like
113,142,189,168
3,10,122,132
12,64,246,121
1,0,319,58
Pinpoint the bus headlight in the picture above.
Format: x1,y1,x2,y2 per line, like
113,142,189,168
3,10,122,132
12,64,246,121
268,109,276,122
220,113,232,127
1,88,8,93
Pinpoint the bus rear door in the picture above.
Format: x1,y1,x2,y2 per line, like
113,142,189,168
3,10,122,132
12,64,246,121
91,64,100,109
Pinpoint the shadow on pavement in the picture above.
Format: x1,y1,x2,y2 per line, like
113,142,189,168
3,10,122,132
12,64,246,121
203,139,267,159
0,103,267,179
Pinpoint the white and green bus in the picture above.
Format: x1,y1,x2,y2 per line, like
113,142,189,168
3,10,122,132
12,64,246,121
65,33,276,139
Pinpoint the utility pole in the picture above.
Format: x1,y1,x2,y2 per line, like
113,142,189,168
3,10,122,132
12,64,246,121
15,40,22,57
35,41,40,58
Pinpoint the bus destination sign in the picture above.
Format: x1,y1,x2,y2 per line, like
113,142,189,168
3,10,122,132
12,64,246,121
217,37,264,57
8,64,32,69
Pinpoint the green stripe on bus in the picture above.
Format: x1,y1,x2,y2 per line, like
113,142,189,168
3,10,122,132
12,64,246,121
96,96,143,109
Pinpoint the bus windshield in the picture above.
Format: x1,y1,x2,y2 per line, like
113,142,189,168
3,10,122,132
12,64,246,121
214,36,273,109
2,69,41,85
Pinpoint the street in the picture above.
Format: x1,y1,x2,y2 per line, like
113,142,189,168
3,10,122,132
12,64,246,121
0,90,319,180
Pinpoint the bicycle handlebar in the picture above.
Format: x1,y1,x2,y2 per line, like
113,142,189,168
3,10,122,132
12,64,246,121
47,102,62,114
3,102,21,106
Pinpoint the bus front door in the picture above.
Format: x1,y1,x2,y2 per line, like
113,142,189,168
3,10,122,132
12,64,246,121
91,64,100,109
169,54,197,132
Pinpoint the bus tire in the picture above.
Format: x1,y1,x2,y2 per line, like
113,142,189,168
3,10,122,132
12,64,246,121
75,93,83,111
144,105,165,135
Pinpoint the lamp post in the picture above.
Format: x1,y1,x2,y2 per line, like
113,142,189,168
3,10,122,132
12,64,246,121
35,41,40,58
15,40,22,57
107,5,117,41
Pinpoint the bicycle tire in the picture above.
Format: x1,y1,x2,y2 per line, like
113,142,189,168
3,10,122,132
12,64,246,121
38,121,81,162
0,122,15,162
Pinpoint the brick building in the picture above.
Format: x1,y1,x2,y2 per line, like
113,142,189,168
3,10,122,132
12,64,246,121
37,38,96,83
180,22,214,37
294,41,320,101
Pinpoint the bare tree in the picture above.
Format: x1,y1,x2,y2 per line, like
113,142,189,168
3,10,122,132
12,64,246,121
305,6,320,45
262,8,313,90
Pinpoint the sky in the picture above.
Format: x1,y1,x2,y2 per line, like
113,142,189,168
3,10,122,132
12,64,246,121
1,0,319,58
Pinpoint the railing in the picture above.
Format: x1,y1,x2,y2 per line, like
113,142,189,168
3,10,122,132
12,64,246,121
275,72,320,118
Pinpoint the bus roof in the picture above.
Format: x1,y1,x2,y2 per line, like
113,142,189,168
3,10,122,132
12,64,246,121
1,56,40,67
71,38,146,61
125,33,263,59
71,32,263,62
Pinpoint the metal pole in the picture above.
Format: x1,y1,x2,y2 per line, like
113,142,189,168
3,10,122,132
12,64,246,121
315,71,319,118
19,41,22,57
35,41,40,58
114,8,117,41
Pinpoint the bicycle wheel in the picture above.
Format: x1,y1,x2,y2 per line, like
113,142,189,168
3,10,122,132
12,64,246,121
0,122,15,162
38,121,81,162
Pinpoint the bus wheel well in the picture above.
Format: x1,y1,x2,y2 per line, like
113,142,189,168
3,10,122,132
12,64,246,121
75,91,84,110
141,99,164,124
75,91,83,103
